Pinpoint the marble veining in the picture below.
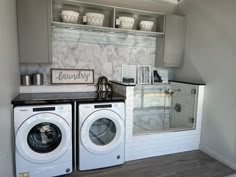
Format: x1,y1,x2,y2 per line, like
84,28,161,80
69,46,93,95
21,28,158,85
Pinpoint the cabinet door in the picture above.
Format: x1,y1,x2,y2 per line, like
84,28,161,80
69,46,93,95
163,15,186,67
17,0,51,63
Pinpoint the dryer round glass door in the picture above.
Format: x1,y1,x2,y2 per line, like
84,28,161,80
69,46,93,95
16,113,71,164
81,110,124,155
89,118,116,146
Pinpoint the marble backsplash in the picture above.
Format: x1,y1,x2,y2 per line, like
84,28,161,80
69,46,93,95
20,28,172,85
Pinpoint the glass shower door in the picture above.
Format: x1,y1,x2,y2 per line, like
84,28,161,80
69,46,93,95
165,83,197,131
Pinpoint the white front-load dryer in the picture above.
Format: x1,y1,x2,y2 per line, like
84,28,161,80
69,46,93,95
78,102,125,171
14,104,73,177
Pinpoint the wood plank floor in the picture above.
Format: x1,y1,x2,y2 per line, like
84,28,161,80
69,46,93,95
68,151,235,177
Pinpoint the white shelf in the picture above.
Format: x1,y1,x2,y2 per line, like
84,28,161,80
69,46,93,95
20,85,96,93
52,21,165,37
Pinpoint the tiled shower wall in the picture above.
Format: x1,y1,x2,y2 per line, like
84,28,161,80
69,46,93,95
20,28,174,85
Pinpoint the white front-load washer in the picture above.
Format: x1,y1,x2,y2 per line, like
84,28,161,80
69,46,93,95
14,104,73,177
78,102,125,171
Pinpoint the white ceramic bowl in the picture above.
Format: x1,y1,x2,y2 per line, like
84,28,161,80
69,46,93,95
139,21,154,31
119,17,135,30
61,10,79,23
85,12,104,26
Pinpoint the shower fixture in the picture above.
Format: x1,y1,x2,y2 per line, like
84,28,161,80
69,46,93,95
164,88,181,96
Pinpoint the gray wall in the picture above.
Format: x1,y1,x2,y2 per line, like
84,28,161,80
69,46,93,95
0,0,19,176
176,0,236,168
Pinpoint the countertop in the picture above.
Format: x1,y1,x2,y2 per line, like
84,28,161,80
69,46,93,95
11,92,126,106
111,80,205,86
170,80,206,86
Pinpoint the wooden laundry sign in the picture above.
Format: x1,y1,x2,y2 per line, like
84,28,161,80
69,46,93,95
51,69,94,84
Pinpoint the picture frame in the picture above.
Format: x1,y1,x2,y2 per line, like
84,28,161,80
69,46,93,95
51,68,94,84
152,69,169,84
152,69,162,84
121,65,136,85
137,65,152,84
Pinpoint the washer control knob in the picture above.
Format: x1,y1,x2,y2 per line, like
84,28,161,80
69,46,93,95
117,155,120,159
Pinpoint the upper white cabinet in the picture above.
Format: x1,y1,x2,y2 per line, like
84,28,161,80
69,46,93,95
156,15,186,67
17,0,52,63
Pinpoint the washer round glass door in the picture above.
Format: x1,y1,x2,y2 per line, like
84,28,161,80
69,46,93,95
16,113,71,164
27,122,62,153
81,110,124,154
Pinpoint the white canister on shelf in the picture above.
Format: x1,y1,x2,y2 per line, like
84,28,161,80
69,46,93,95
118,17,135,30
61,10,80,24
139,21,154,31
84,13,105,26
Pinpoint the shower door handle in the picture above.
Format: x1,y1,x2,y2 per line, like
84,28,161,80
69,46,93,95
174,103,181,112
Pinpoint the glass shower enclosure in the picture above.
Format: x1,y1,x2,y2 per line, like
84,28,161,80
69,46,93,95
133,83,197,135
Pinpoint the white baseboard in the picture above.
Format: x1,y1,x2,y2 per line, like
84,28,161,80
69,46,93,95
200,145,236,170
